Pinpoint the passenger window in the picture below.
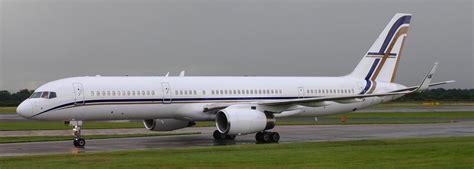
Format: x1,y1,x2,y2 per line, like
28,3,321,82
132,91,136,96
96,91,100,96
142,91,145,95
49,92,57,99
202,90,206,95
151,91,155,95
91,91,94,96
112,91,116,96
147,91,151,95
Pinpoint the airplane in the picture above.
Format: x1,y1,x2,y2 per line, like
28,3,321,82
16,13,454,148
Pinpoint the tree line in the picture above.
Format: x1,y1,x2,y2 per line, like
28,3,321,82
0,88,473,107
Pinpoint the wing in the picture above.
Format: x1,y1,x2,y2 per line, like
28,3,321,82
259,92,409,106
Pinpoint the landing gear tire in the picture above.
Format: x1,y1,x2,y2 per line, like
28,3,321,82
262,132,271,142
213,130,235,140
255,131,279,143
73,138,86,147
270,132,280,143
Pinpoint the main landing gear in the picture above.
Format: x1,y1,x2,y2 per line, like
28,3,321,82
213,130,236,140
212,130,280,143
255,131,280,143
69,120,86,148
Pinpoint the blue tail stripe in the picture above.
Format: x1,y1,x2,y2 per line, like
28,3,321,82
378,15,411,54
360,59,380,94
365,59,380,80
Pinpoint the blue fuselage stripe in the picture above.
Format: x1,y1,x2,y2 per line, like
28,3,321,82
30,96,316,118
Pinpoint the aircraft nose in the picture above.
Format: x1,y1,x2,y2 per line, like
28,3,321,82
17,100,33,118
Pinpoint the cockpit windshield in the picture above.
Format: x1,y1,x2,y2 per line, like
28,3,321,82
30,91,57,99
30,92,41,98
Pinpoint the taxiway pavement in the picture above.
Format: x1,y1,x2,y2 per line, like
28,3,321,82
1,122,473,157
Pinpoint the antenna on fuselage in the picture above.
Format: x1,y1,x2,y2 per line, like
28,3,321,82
165,72,170,77
179,70,185,77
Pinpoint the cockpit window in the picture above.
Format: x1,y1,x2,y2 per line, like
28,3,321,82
30,91,57,99
49,92,57,99
41,92,50,98
30,92,42,98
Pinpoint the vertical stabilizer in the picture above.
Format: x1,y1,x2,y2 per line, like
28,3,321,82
349,13,412,94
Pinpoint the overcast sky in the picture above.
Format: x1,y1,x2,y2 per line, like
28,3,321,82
0,0,472,91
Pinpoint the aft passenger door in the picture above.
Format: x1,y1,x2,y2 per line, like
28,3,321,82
73,83,85,105
161,82,172,104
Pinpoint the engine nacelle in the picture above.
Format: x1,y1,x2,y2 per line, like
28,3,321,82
143,119,195,131
216,106,275,135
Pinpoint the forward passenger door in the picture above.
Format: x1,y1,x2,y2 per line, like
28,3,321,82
73,83,85,105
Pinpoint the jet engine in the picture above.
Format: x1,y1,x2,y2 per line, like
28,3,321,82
215,106,275,135
143,119,195,131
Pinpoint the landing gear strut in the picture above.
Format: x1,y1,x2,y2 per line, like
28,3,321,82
70,120,86,148
213,130,236,140
255,131,279,143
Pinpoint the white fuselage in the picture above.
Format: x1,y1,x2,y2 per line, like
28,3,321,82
17,76,405,121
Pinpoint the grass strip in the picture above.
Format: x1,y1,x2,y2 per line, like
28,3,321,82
0,136,472,169
0,107,16,114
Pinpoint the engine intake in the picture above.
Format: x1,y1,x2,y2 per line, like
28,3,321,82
143,119,195,131
216,106,275,135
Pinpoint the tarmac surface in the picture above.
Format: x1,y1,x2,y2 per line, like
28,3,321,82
1,122,473,157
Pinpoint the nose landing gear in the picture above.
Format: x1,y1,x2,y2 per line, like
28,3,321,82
69,120,86,148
